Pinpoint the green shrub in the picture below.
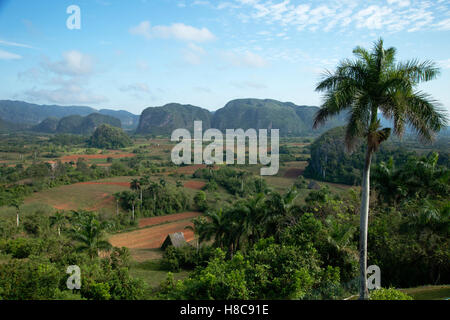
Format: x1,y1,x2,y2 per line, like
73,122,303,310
370,288,413,300
161,245,215,272
4,238,43,259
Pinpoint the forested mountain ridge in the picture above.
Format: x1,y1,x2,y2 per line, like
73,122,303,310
0,117,30,132
137,98,348,136
136,103,212,135
0,100,139,129
32,113,122,135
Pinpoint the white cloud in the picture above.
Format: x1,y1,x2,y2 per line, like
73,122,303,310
120,82,151,94
130,21,216,42
42,51,94,76
387,0,411,8
183,43,206,65
231,80,267,89
223,50,268,68
25,85,107,104
354,5,393,30
229,0,450,33
435,18,450,30
0,49,21,60
193,0,210,6
20,51,104,104
0,39,33,48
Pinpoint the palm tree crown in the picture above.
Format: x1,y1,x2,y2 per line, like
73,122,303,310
314,38,447,151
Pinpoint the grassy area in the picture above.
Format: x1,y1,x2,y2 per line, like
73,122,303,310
23,178,134,213
0,202,56,218
129,259,190,289
401,285,450,300
346,285,450,300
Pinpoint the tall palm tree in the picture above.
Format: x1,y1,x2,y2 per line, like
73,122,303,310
185,216,210,251
113,192,121,215
130,178,141,198
70,211,112,259
313,38,447,299
237,171,251,194
203,209,231,250
139,175,151,202
236,193,265,246
129,192,138,220
262,188,298,239
11,198,23,227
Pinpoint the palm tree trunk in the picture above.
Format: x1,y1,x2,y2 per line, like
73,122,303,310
359,148,372,300
16,212,19,227
132,203,135,220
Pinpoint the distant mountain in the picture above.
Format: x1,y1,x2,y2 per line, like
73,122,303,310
212,98,346,136
0,100,139,130
0,117,30,132
98,109,139,129
137,99,347,136
31,117,60,133
136,103,212,135
32,113,122,135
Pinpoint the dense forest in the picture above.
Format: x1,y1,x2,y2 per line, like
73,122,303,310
304,126,450,185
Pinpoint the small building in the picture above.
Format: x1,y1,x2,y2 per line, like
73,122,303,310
161,232,188,250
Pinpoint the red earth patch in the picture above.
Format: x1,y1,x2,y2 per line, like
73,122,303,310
138,212,201,228
183,181,206,190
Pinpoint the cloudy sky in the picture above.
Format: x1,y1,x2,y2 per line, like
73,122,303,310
0,0,449,114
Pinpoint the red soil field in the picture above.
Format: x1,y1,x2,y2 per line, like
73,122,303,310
284,168,304,178
138,211,201,228
183,181,206,190
175,164,207,174
77,181,131,187
109,220,195,249
60,153,135,162
88,194,115,211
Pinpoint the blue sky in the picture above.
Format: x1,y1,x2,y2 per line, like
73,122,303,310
0,0,449,115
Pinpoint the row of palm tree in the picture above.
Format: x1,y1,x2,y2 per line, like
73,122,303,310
187,189,299,257
129,176,168,217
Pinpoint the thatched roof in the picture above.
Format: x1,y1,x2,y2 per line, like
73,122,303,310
161,232,188,250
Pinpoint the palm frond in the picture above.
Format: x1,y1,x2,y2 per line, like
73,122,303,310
344,93,370,152
404,91,448,143
397,59,440,83
313,90,354,129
